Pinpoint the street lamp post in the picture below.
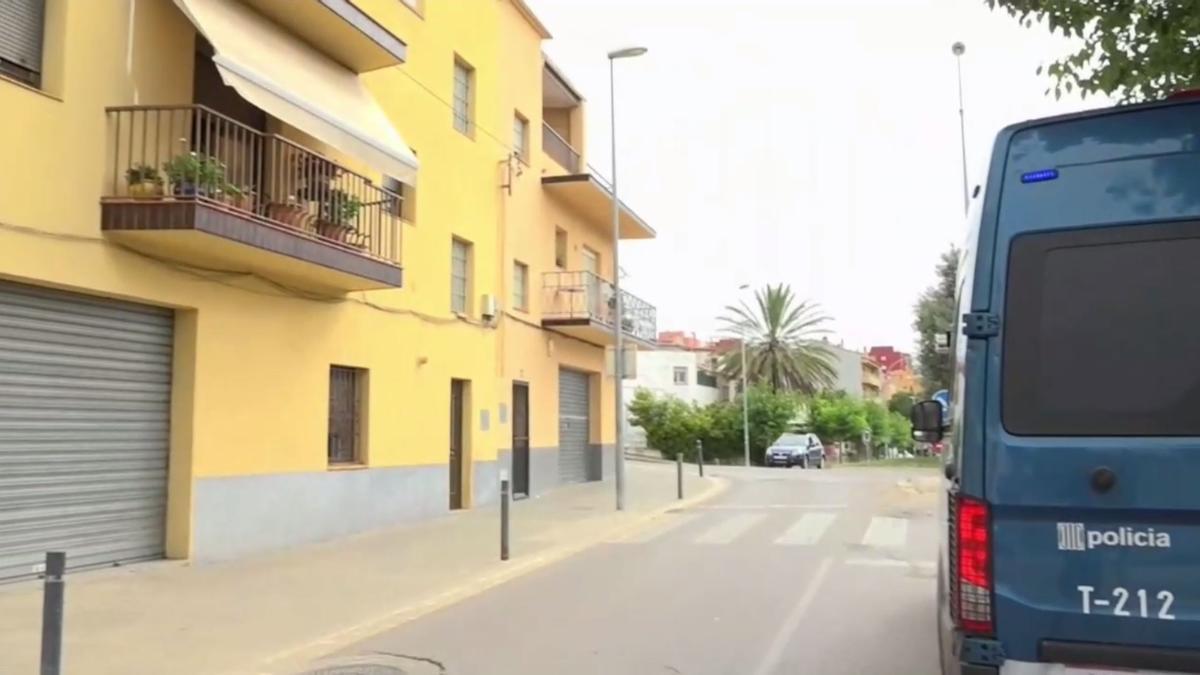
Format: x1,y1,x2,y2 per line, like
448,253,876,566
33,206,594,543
608,46,646,512
952,41,969,215
738,284,751,467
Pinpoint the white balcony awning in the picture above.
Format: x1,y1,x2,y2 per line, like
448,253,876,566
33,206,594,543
173,0,419,185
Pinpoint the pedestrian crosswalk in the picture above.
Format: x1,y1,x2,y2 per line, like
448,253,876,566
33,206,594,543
772,513,838,546
694,513,767,544
609,509,932,564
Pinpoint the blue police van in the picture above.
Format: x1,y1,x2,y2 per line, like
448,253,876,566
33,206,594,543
912,95,1200,674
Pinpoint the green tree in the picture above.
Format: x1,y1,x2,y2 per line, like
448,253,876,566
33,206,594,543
985,0,1200,103
627,389,709,460
808,394,869,445
913,246,958,395
717,284,837,394
704,386,801,464
862,400,890,455
887,412,915,452
887,392,915,420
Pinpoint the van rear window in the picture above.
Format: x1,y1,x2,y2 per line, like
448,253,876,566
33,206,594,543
1003,221,1200,436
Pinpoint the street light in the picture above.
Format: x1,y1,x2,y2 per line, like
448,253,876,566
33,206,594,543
609,45,646,512
952,41,969,214
738,284,751,468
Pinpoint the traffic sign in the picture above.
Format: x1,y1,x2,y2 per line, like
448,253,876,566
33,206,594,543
932,389,950,412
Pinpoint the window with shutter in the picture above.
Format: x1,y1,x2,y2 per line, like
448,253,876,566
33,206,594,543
0,0,45,87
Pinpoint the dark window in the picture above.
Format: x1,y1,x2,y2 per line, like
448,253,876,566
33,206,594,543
697,370,718,387
382,175,414,221
554,228,567,268
328,366,365,464
0,0,45,88
1003,222,1200,435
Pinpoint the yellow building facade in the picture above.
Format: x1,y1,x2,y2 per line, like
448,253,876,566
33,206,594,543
0,0,655,579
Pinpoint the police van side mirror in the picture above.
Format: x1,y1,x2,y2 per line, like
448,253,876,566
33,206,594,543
910,400,946,442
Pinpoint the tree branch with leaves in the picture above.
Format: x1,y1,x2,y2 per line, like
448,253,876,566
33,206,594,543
717,284,837,394
986,0,1200,103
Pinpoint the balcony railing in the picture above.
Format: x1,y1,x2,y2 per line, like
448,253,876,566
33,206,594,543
103,105,401,263
542,122,580,173
542,270,656,343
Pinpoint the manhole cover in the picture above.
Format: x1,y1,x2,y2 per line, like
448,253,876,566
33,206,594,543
300,654,445,675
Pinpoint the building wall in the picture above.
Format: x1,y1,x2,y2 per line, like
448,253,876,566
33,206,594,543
825,343,865,399
0,0,600,560
623,350,721,447
491,0,621,496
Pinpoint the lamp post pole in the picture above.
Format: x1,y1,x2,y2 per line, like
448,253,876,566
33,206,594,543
952,41,969,214
608,46,647,511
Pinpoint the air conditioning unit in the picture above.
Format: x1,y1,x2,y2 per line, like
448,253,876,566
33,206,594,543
480,294,498,321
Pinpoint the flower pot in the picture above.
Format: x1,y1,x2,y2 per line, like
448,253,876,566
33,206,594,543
128,181,162,199
172,182,204,198
267,203,311,229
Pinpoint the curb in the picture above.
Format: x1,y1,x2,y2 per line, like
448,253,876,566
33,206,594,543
254,475,729,675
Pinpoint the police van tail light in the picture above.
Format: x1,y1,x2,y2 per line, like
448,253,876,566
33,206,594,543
956,495,994,635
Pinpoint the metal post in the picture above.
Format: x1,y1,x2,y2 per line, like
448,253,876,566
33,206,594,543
696,439,705,477
741,334,750,467
676,451,683,499
500,477,510,561
610,56,626,512
40,551,65,675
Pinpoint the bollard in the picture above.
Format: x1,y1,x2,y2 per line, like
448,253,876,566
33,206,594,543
500,476,510,561
696,439,705,477
40,551,65,675
676,451,683,500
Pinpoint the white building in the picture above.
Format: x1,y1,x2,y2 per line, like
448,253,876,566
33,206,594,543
623,348,722,448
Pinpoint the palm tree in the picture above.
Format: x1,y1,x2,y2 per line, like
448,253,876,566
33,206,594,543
717,284,837,394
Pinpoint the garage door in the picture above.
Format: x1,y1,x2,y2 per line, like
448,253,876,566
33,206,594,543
557,369,591,484
0,281,173,581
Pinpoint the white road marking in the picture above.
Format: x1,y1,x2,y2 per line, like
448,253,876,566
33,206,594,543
774,513,838,546
609,513,700,544
861,516,908,548
845,558,937,574
693,513,767,544
690,504,847,511
845,557,908,568
750,557,835,675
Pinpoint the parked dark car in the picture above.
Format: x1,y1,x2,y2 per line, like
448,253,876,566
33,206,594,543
763,433,825,468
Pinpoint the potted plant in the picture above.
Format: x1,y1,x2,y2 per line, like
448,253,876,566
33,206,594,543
163,152,224,198
219,184,255,212
125,164,163,198
316,189,363,244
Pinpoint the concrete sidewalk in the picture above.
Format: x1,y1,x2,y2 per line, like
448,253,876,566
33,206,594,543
0,461,723,675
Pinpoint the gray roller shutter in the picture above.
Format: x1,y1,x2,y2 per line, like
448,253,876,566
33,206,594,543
557,369,590,484
0,0,45,78
0,281,173,582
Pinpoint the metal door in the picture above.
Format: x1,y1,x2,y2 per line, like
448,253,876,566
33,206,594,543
512,382,530,497
0,281,173,581
558,369,591,484
449,379,465,510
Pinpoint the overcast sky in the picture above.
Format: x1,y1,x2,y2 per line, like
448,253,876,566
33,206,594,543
529,0,1107,353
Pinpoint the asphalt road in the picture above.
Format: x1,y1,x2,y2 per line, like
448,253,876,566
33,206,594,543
318,464,941,675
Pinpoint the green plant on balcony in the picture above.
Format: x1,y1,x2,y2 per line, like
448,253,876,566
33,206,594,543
163,151,225,198
125,163,163,199
315,188,364,245
216,183,256,212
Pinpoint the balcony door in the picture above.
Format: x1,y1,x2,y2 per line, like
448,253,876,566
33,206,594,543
581,247,604,321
